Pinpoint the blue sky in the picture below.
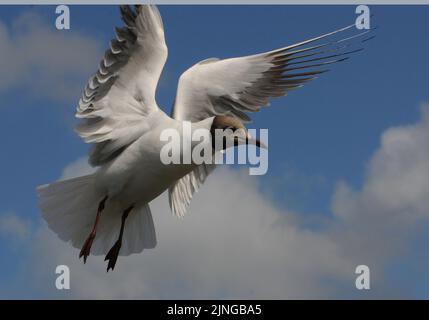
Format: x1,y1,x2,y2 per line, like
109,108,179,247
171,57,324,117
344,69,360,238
1,5,429,299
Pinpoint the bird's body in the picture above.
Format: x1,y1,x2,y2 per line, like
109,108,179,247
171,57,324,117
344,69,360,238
94,110,210,209
37,5,373,271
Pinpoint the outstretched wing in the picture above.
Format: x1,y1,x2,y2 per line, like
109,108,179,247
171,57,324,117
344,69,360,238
172,23,373,123
169,23,374,217
76,5,168,166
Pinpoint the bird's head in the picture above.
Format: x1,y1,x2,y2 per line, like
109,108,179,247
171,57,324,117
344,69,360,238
210,115,267,151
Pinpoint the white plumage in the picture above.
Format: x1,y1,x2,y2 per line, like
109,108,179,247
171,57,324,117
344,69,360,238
37,5,373,270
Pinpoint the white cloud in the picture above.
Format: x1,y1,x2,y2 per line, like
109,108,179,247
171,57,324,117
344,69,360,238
61,156,96,179
0,213,31,242
8,106,429,299
0,11,102,103
330,105,429,268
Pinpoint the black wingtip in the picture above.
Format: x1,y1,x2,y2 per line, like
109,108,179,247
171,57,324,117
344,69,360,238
362,35,376,43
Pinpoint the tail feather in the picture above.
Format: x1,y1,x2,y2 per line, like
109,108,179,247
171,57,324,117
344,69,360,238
37,174,156,256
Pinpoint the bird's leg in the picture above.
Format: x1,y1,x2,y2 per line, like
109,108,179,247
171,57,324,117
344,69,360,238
79,195,108,263
105,205,133,272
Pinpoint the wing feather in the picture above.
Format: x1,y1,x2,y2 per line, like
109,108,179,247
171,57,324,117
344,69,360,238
168,164,215,218
172,23,374,123
76,5,168,166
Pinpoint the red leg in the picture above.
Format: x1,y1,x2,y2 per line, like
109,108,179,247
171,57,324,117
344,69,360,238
79,195,108,263
105,205,133,272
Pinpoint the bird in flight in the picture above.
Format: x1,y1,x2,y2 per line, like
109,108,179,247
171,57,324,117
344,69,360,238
37,5,373,271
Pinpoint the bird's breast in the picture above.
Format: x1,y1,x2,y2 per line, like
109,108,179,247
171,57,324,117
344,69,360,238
95,127,196,207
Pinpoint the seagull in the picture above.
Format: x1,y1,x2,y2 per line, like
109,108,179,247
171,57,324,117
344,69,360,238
37,5,373,271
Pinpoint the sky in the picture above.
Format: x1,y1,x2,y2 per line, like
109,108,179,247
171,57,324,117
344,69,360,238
0,5,429,299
